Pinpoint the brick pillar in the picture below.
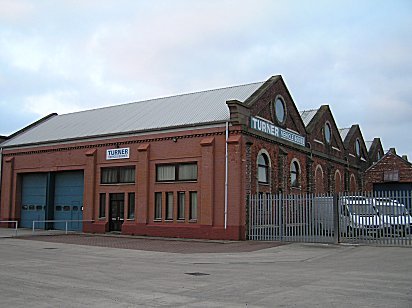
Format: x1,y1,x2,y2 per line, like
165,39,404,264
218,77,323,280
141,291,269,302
278,147,288,193
83,149,96,232
227,135,243,239
0,157,14,220
137,143,150,224
200,137,215,226
306,156,314,194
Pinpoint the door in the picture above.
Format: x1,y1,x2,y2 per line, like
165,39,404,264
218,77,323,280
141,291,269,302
109,193,124,232
21,173,47,229
54,171,84,231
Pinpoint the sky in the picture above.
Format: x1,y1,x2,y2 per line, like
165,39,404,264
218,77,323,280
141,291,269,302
0,0,411,158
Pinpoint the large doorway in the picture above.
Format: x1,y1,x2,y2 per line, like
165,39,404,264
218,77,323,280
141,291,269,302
109,193,124,232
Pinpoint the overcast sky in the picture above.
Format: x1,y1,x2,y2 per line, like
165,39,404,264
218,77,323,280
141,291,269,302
1,0,411,158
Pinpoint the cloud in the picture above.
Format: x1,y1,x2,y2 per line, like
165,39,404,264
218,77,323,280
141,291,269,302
0,0,411,158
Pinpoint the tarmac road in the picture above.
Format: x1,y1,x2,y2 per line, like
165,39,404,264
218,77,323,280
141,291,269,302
0,233,411,307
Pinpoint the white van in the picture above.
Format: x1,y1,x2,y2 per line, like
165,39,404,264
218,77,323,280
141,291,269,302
314,196,384,237
373,198,412,236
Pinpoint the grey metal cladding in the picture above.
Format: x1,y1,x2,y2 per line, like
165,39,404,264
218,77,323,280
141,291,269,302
3,81,265,147
299,109,318,127
338,128,350,141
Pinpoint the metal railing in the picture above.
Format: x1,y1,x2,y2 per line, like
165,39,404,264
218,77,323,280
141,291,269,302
0,220,19,236
248,191,412,246
32,220,94,235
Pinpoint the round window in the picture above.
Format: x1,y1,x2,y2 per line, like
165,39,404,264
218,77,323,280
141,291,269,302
355,139,361,157
324,122,331,144
275,97,285,123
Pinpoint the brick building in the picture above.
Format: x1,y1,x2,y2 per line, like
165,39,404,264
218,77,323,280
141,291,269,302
364,148,412,192
0,75,399,240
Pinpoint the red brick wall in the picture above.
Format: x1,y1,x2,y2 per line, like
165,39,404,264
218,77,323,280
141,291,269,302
1,126,246,240
364,151,412,191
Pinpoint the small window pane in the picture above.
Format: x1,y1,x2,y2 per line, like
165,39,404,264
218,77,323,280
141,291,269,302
178,164,197,181
178,192,185,220
166,192,173,220
324,123,331,143
99,193,106,218
101,168,118,184
291,161,299,187
275,98,285,123
128,193,135,219
157,165,176,181
258,153,269,183
154,192,162,220
63,206,70,211
189,192,198,220
119,167,135,183
355,139,361,157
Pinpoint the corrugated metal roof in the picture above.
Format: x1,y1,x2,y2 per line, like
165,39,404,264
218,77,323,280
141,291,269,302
339,128,350,141
365,141,373,150
3,81,265,147
299,109,318,127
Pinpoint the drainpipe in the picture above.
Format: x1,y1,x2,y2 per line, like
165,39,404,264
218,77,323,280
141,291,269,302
0,147,2,205
224,122,229,230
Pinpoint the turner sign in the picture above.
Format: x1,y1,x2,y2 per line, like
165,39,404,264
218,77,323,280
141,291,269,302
250,116,305,147
106,147,130,160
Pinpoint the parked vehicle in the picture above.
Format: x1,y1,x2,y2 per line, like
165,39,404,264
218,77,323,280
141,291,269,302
313,196,384,237
373,198,412,236
340,196,384,237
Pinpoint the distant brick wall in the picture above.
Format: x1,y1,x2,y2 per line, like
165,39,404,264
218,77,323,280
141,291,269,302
364,150,412,191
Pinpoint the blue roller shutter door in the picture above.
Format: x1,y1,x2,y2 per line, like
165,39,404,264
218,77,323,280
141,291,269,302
21,174,47,229
54,171,84,231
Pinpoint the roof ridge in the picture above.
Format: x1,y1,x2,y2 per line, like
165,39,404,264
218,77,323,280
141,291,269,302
299,108,319,113
58,80,265,117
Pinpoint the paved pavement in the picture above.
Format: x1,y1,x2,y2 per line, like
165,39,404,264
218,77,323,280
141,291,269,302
0,230,411,307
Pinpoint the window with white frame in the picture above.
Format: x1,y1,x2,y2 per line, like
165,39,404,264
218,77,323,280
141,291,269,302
290,160,300,187
156,163,197,182
257,153,270,184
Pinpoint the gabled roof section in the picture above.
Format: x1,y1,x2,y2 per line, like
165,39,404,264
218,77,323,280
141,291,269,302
300,105,345,153
244,75,307,135
341,124,369,161
367,137,384,163
299,109,318,127
2,81,265,148
366,147,412,172
339,128,350,141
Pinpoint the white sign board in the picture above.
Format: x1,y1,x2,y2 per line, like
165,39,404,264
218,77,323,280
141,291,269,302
250,116,305,147
106,147,130,160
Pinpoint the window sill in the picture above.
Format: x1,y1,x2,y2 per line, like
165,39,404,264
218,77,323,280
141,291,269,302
258,182,270,186
155,180,197,184
100,183,136,186
153,219,162,222
177,219,185,223
189,219,198,223
98,217,106,220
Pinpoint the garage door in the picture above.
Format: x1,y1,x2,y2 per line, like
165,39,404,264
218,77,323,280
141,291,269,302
21,173,47,229
54,171,84,231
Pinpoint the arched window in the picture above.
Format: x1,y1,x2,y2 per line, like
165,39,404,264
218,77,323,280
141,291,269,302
290,160,300,187
324,122,331,144
258,153,270,183
274,97,286,124
355,138,361,157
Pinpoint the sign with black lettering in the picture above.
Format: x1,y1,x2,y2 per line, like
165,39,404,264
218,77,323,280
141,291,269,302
250,116,305,147
106,147,130,160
